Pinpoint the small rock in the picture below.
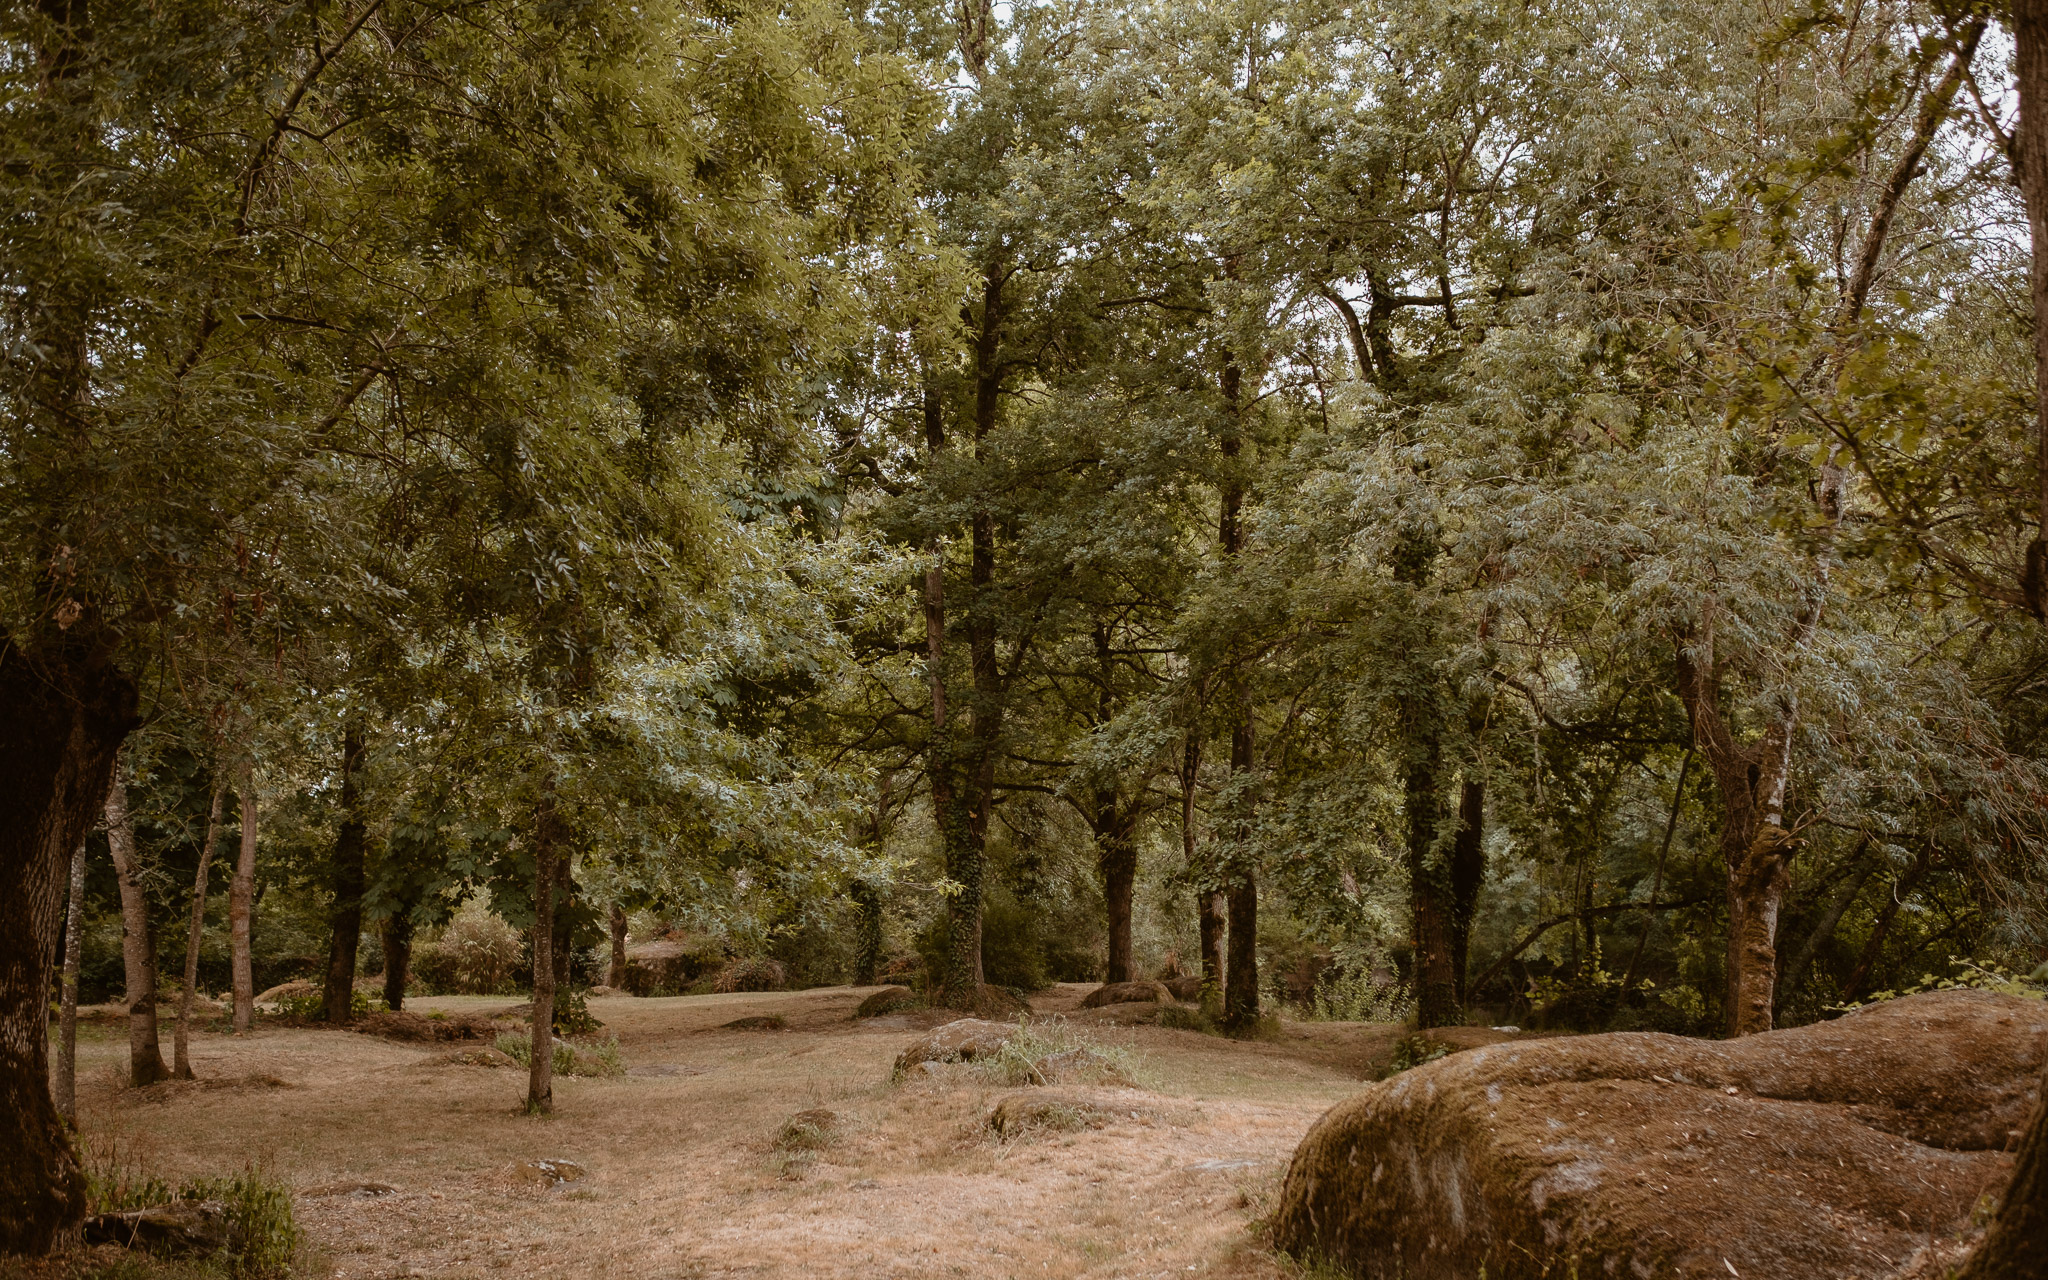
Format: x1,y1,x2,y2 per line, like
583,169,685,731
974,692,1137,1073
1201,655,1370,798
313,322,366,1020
894,1018,1015,1075
84,1201,230,1257
514,1158,586,1186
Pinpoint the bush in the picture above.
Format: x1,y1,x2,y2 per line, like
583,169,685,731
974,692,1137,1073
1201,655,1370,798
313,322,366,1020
493,1032,625,1078
710,957,786,993
1306,965,1411,1024
83,1143,301,1278
271,988,378,1022
411,901,524,996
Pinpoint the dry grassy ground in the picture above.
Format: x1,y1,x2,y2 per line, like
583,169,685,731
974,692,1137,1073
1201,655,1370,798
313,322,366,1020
42,985,1471,1280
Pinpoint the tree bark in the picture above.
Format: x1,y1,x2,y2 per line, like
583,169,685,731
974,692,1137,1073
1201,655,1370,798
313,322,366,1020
230,763,258,1033
323,725,367,1025
1406,749,1461,1028
1222,720,1260,1030
526,784,561,1114
55,838,86,1127
1448,778,1485,1004
606,902,628,988
173,779,225,1079
1674,629,1802,1036
0,629,137,1254
1954,1064,2048,1280
2015,0,2048,618
1099,796,1138,984
105,757,169,1086
1182,734,1224,993
380,910,414,1011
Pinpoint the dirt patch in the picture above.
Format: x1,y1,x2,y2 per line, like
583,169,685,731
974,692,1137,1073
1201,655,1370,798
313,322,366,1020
1080,981,1173,1008
355,1010,500,1043
1273,988,2046,1279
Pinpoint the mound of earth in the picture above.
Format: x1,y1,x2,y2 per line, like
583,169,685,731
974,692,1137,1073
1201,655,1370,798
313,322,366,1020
855,986,923,1018
1163,976,1205,1001
1273,989,2047,1280
721,1015,787,1031
354,1010,498,1042
1080,981,1173,1009
895,1018,1015,1074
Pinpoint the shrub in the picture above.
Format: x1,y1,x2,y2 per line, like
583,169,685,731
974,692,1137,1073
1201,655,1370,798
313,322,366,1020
493,1032,625,1078
411,901,524,996
1307,965,1411,1024
710,957,786,993
271,988,378,1022
1379,1034,1450,1079
83,1143,301,1278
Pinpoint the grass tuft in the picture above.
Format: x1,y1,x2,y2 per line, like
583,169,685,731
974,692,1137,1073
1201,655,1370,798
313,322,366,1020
971,1017,1144,1088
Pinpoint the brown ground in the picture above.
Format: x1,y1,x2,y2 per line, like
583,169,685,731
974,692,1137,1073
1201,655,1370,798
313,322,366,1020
41,985,1494,1280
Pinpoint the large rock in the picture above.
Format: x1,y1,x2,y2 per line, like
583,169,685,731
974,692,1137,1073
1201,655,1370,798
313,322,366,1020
895,1018,1016,1075
1080,981,1173,1009
1273,989,2047,1280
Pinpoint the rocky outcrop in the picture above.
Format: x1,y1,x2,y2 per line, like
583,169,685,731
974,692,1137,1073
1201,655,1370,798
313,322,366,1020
1080,981,1174,1009
894,1019,1016,1075
1273,989,2047,1280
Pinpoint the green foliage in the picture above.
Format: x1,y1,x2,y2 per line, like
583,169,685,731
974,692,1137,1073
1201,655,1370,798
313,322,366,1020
83,1144,300,1278
1834,957,2048,1012
1379,1035,1451,1080
271,989,378,1022
493,1032,623,1078
969,1018,1144,1089
1307,967,1413,1025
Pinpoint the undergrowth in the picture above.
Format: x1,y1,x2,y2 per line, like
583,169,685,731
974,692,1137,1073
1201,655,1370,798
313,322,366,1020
82,1143,301,1278
970,1017,1144,1087
492,1032,625,1077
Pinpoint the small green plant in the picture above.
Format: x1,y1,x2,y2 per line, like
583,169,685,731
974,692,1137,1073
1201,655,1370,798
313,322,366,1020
1833,956,2048,1012
494,1031,624,1077
551,988,601,1036
970,1017,1144,1088
82,1142,300,1277
1308,965,1412,1024
272,988,380,1021
1380,1033,1450,1079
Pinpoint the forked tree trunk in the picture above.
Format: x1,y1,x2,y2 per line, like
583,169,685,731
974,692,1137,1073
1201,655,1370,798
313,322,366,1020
173,779,226,1079
104,758,169,1086
55,838,87,1127
0,633,137,1255
526,786,561,1114
322,726,367,1025
1674,630,1802,1037
1955,1064,2048,1280
230,764,258,1033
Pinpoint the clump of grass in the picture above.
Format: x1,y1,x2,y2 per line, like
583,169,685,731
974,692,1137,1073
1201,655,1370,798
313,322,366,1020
82,1142,301,1278
1307,966,1412,1024
493,1032,624,1078
1378,1033,1450,1079
1156,1005,1218,1035
972,1017,1143,1088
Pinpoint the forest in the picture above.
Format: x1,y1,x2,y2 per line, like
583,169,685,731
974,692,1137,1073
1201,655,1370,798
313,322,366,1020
3,0,2047,1276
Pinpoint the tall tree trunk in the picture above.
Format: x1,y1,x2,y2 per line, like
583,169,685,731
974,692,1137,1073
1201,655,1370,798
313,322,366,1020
606,903,628,988
1222,719,1260,1030
105,757,169,1086
323,726,367,1025
2017,0,2048,618
1182,734,1224,993
1674,629,1802,1036
1448,778,1485,1004
1099,797,1138,984
381,910,414,1011
1218,356,1262,1032
230,763,259,1033
1955,1065,2048,1280
1406,746,1461,1029
0,630,137,1254
526,784,561,1114
173,779,226,1079
55,838,87,1127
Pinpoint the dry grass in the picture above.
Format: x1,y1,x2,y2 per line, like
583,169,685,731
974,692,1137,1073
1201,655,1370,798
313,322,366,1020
38,984,1453,1279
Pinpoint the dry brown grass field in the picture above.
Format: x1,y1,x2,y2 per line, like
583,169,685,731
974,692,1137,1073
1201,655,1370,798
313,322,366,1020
32,985,1487,1280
